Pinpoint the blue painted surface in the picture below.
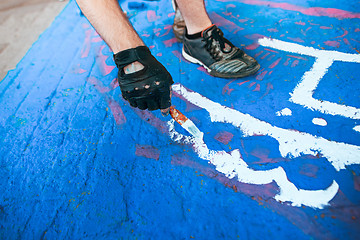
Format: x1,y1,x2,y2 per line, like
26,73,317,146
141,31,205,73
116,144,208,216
0,0,359,239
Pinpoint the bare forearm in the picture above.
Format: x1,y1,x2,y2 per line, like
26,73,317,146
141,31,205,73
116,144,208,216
76,0,144,53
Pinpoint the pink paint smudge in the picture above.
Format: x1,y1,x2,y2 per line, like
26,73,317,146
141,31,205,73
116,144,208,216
261,52,270,59
248,82,256,88
217,0,360,19
81,29,92,58
163,38,178,47
299,164,319,178
335,29,349,38
253,84,261,92
291,60,299,67
284,58,291,66
254,51,263,58
256,70,267,81
354,176,360,191
222,80,235,96
237,80,250,86
135,144,160,160
172,50,182,59
97,45,116,76
320,26,332,29
147,10,160,22
295,21,306,25
267,28,279,32
269,58,282,69
107,98,126,125
91,36,103,43
211,12,244,34
214,131,234,145
245,43,259,50
287,37,305,43
324,40,340,47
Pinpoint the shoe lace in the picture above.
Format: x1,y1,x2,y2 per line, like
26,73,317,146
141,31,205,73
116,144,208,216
203,27,230,61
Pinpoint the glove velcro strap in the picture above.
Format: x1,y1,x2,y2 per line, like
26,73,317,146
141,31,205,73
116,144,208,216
113,46,151,69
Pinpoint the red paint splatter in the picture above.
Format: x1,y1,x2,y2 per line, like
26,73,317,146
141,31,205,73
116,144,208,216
324,40,340,47
163,38,178,47
256,70,267,80
214,131,234,145
135,144,160,160
269,58,282,69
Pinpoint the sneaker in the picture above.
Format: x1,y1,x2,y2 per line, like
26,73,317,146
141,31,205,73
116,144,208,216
182,25,260,78
171,0,185,42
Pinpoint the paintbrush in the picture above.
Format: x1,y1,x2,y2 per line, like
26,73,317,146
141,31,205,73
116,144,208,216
169,106,203,139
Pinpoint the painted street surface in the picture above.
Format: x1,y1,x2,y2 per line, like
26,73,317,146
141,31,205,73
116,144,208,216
1,0,359,239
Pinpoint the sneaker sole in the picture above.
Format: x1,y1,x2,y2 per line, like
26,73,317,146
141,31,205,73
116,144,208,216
182,47,260,78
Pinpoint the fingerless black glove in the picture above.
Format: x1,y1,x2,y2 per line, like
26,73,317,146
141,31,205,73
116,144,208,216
113,46,173,111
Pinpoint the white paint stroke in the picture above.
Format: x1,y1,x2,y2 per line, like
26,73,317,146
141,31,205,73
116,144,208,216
312,118,327,126
354,125,360,133
259,38,360,120
167,119,339,209
276,108,292,116
172,83,360,171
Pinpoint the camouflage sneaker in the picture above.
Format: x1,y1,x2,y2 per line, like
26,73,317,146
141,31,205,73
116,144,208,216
182,25,260,78
172,0,186,42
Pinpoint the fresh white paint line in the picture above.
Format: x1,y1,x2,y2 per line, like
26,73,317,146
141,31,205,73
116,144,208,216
276,108,292,116
312,118,328,126
259,38,360,120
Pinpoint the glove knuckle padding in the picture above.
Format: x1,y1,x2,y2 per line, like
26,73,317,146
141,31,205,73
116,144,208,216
113,46,173,110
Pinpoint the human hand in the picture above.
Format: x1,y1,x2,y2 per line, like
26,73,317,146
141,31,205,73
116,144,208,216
114,46,173,114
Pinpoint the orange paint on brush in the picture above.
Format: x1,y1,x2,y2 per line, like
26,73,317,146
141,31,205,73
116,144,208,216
170,106,187,125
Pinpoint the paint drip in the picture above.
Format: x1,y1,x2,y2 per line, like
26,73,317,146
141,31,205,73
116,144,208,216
170,106,203,139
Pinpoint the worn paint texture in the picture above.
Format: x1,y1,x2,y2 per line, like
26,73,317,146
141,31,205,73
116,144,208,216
0,0,359,239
